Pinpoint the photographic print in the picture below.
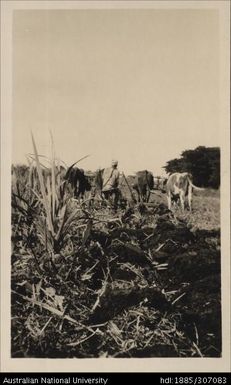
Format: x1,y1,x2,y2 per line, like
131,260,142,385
1,0,230,372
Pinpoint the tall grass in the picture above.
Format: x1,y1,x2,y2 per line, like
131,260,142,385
30,133,87,255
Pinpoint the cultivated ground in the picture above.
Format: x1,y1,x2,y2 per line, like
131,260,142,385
11,169,221,358
120,177,220,230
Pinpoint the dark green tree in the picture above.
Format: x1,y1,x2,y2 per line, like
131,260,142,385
163,146,220,188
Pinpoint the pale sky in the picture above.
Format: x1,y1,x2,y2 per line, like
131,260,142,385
13,9,220,175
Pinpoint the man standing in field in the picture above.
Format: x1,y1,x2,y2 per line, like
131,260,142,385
102,160,120,211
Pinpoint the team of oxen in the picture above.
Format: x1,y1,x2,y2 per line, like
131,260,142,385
62,164,204,211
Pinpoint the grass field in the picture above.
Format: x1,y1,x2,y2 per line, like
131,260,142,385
11,162,221,358
120,177,220,231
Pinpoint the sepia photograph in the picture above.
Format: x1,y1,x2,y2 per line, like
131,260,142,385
1,0,230,373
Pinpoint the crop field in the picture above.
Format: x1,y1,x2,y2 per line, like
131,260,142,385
11,149,221,358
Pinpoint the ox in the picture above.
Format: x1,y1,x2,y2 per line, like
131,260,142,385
64,166,91,199
166,172,203,211
132,170,154,202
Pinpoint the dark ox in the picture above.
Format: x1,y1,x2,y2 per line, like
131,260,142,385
64,167,91,199
93,168,105,193
166,172,204,211
132,170,154,202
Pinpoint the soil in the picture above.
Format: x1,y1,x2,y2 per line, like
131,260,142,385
11,194,221,358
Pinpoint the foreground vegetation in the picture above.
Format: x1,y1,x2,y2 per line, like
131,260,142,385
11,146,221,358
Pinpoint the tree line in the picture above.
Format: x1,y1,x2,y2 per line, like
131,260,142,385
163,146,220,188
12,146,220,190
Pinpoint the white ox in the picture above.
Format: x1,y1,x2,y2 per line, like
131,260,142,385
166,172,203,211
